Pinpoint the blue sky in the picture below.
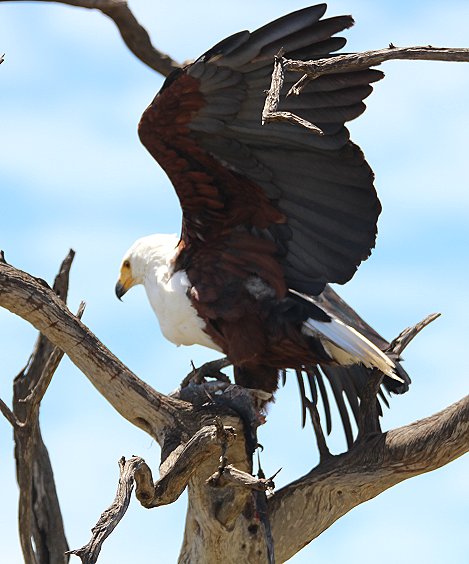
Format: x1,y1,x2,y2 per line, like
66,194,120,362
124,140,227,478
0,1,468,562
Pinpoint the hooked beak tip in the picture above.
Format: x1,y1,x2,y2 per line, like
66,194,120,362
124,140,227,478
115,281,126,301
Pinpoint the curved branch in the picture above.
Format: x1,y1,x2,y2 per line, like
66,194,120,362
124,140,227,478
0,260,189,444
1,0,181,76
137,422,236,508
269,395,469,562
68,456,142,564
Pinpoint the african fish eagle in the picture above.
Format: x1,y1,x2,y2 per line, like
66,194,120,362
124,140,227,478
115,4,408,433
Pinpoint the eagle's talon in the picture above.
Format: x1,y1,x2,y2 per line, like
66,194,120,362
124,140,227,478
181,357,232,388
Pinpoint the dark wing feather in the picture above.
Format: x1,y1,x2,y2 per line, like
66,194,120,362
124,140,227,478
138,4,384,298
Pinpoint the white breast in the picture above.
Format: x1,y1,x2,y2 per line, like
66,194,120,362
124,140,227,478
144,268,221,352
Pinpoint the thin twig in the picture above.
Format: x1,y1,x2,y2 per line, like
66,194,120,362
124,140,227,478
388,313,441,356
302,370,331,462
21,301,86,413
0,397,19,427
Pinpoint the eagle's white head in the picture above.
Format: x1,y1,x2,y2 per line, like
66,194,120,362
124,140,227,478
115,233,179,299
115,233,219,350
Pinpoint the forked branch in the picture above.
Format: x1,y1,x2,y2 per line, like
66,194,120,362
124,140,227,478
0,259,188,444
263,46,469,132
69,422,237,563
7,251,77,564
139,421,236,508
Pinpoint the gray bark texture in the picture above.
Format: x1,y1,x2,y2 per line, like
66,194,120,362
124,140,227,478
0,257,467,563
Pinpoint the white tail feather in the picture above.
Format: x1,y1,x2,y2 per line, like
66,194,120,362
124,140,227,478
303,317,402,382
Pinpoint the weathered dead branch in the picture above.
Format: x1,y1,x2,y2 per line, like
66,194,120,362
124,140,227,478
139,421,237,508
0,0,180,75
0,396,17,426
263,46,469,132
286,46,469,95
207,464,277,492
0,259,189,444
269,395,469,562
68,456,145,564
388,312,441,356
2,251,78,564
69,422,237,563
262,50,324,134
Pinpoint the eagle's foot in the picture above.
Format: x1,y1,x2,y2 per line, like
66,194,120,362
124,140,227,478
209,386,269,457
172,381,267,457
181,357,232,388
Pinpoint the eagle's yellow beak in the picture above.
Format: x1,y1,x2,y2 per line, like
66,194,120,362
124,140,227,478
115,262,135,301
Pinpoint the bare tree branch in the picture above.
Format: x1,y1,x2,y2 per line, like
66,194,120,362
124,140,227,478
263,46,469,131
0,259,189,444
269,395,469,562
69,422,238,562
286,46,469,94
388,312,441,356
207,464,277,492
262,50,324,134
138,421,237,508
9,250,78,564
0,396,18,426
0,0,180,75
68,456,144,564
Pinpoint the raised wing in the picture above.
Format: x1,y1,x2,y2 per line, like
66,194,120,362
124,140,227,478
138,4,384,297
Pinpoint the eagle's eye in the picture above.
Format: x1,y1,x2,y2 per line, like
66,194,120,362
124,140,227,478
123,260,131,269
